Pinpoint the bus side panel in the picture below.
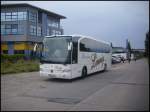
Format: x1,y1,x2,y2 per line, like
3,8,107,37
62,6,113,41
77,37,112,77
104,53,112,70
71,64,82,79
78,52,106,75
78,52,91,75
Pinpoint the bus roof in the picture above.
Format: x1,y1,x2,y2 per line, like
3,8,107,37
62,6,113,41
45,35,110,45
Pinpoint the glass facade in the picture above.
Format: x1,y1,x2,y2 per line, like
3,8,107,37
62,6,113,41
29,12,37,22
12,12,17,21
18,12,27,20
28,12,37,36
1,24,5,35
1,13,5,21
30,25,36,36
1,12,27,21
56,30,61,35
1,11,62,36
51,30,61,35
47,19,59,28
1,7,64,56
1,24,24,35
37,26,42,36
11,24,18,34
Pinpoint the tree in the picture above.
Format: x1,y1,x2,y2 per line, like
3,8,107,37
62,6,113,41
126,39,132,59
110,42,113,48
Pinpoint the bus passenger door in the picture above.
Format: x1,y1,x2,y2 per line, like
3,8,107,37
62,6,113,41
71,42,81,78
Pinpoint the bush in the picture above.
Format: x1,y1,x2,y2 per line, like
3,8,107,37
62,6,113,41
1,59,39,74
1,54,26,62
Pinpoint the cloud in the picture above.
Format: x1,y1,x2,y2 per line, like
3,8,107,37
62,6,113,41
1,1,149,48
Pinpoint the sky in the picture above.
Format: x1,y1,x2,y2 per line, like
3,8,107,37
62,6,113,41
1,1,149,49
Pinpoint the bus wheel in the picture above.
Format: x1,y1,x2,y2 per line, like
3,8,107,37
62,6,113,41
82,67,87,78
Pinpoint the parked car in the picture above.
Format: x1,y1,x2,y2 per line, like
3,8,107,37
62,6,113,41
112,53,127,61
112,56,121,64
118,55,126,62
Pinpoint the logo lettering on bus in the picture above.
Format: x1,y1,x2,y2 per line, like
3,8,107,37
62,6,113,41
91,53,104,70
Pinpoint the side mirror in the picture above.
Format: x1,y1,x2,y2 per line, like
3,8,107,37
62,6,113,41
33,43,38,52
68,42,73,51
33,43,43,57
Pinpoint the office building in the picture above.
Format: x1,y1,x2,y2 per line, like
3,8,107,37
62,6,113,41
1,3,66,55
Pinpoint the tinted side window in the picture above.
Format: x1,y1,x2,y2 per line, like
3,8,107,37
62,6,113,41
80,38,111,53
80,38,91,52
80,42,90,52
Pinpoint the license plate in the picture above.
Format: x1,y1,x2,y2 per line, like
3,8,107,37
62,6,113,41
49,74,56,78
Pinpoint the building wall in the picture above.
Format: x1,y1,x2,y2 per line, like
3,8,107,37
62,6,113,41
1,5,65,55
1,6,28,41
1,6,28,55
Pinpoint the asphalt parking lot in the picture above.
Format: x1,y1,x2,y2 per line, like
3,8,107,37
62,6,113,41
1,58,149,111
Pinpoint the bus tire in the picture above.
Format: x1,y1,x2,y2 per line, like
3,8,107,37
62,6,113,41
81,66,87,78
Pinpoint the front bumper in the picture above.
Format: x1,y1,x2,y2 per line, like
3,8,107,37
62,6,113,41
40,71,72,79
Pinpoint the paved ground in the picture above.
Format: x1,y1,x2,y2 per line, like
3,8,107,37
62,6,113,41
1,58,149,111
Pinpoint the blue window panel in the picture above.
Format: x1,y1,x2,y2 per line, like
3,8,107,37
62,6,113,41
8,42,14,55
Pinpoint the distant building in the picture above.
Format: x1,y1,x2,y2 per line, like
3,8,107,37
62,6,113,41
1,3,66,56
132,49,145,53
112,47,127,53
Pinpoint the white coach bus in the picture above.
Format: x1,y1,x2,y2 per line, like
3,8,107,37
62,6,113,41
37,35,112,79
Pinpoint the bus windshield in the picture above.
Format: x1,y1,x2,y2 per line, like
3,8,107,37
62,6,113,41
41,37,72,64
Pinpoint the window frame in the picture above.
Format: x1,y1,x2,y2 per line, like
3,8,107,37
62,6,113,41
1,13,5,21
30,25,37,36
2,24,19,35
1,11,27,21
37,26,42,36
